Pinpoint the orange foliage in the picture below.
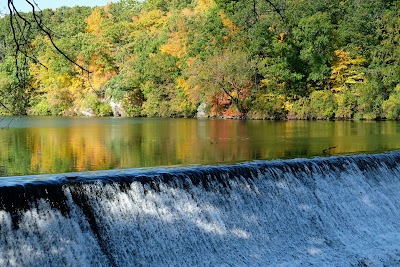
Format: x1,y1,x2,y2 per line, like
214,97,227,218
219,10,238,36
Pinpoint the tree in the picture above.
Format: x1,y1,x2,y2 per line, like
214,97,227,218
329,49,366,92
186,49,256,117
371,2,400,92
1,0,90,115
2,0,399,120
293,12,336,89
6,0,90,73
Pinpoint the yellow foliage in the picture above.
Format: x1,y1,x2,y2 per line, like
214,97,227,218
194,0,216,12
160,31,188,58
57,74,72,88
70,77,85,96
134,10,167,32
85,8,103,36
284,100,293,111
181,8,195,16
230,91,238,98
219,10,238,35
330,49,366,92
176,77,190,93
160,13,194,58
257,93,287,110
260,79,271,88
278,32,285,43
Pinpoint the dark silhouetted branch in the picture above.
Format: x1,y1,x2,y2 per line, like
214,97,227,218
323,146,338,155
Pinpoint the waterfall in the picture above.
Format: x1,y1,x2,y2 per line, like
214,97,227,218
1,152,400,266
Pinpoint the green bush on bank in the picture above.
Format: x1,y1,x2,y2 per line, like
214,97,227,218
247,93,287,120
334,89,357,119
287,97,311,120
354,81,384,120
309,90,337,120
383,85,400,120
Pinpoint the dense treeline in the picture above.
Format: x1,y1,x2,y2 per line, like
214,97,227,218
0,0,399,119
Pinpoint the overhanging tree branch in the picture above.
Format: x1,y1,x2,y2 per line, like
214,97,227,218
264,0,286,23
1,0,93,115
7,0,91,74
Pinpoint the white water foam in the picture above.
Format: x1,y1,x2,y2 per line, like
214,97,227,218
1,154,400,266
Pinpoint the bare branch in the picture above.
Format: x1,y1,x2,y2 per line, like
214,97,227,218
24,0,91,73
7,0,91,74
1,0,94,115
323,146,338,155
253,0,259,23
264,0,286,23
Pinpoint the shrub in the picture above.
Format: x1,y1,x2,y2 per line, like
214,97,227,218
354,81,384,120
29,98,51,115
247,93,287,119
334,89,357,119
309,90,337,119
383,84,400,120
287,97,311,120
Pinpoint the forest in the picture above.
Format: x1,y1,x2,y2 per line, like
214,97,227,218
0,0,399,120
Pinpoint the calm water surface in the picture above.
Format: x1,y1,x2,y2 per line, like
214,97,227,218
0,116,399,176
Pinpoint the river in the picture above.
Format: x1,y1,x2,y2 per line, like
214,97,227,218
1,116,400,176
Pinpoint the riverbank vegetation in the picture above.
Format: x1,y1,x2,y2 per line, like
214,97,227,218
0,0,399,120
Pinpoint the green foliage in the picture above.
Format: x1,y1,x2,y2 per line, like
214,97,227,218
338,0,389,57
259,40,305,97
293,12,336,87
287,90,339,120
354,81,384,120
371,3,400,92
96,102,114,116
49,6,93,37
383,84,400,120
0,71,12,115
334,88,357,119
247,93,287,119
0,56,30,115
309,90,337,119
287,97,311,120
29,98,51,115
0,0,399,120
122,90,144,117
78,93,113,116
187,7,228,58
105,72,141,101
106,0,143,21
141,80,162,116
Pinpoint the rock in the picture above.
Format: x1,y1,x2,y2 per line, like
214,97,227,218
196,102,208,118
110,99,127,117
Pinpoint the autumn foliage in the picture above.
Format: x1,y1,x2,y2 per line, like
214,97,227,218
1,0,400,120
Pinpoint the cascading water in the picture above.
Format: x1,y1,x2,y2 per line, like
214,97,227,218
1,152,400,266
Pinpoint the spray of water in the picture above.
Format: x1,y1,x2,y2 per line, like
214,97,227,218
1,152,400,266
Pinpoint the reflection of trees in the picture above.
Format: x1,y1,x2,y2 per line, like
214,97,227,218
1,119,400,176
0,129,34,175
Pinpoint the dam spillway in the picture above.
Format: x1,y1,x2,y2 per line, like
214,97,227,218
1,152,400,266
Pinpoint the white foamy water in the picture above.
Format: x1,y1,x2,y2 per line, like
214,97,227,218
1,153,400,266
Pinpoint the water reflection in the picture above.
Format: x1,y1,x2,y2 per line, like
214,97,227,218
0,117,399,176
